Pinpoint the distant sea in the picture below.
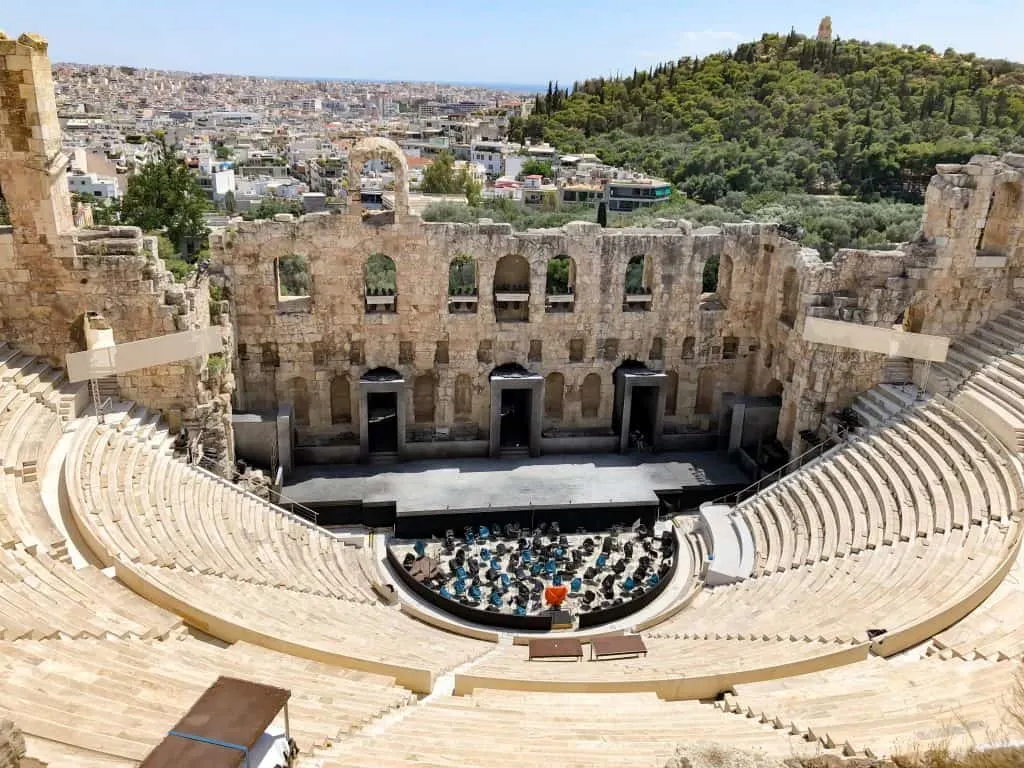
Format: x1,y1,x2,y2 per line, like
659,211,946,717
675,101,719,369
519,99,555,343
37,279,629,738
284,76,544,94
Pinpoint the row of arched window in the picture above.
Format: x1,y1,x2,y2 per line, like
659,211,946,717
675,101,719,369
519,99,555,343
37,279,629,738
283,369,685,427
275,253,656,317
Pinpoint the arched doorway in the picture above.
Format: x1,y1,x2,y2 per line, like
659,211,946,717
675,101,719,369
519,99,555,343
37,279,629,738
489,363,542,457
360,366,404,459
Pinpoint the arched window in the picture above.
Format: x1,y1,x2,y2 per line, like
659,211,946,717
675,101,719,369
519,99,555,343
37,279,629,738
493,254,530,322
413,373,436,423
288,376,310,426
364,253,397,313
664,371,679,416
681,337,695,360
454,374,473,420
276,254,311,298
624,255,652,310
330,375,351,424
780,267,799,327
545,255,575,313
448,254,477,313
346,136,409,218
581,373,602,419
544,372,565,419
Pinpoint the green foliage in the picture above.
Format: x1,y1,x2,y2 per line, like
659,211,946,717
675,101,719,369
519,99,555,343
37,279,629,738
209,283,224,302
422,198,595,231
421,151,483,203
214,145,232,160
121,140,209,248
364,253,396,293
277,254,311,296
520,159,554,179
164,258,193,282
624,256,645,293
702,254,720,293
242,197,303,220
527,37,1024,201
223,190,236,214
597,202,608,228
546,255,571,294
615,191,922,261
206,352,226,376
448,253,476,294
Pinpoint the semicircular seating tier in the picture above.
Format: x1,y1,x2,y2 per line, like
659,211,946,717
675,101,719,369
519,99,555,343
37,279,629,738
63,408,491,692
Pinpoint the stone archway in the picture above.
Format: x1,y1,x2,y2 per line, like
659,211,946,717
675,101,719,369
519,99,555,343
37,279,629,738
347,137,409,218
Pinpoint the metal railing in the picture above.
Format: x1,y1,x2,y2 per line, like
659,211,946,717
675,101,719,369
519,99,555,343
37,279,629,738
192,453,320,526
711,424,852,508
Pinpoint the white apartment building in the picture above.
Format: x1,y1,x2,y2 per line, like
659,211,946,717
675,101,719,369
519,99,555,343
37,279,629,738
470,141,506,177
66,170,120,201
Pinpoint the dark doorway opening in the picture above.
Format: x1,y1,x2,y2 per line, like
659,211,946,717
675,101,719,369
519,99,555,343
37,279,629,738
367,391,398,454
499,388,531,449
628,385,658,452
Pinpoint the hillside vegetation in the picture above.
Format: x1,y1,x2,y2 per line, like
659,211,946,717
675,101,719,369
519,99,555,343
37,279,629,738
513,31,1024,202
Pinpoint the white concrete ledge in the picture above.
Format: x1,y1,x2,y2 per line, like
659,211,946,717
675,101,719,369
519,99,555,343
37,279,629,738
698,503,754,586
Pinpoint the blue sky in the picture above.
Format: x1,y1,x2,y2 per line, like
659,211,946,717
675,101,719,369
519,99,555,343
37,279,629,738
4,0,1021,86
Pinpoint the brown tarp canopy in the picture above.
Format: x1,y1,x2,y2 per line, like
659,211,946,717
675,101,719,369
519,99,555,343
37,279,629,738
141,676,290,768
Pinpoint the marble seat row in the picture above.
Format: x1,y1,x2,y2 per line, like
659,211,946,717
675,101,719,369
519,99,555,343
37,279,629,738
720,655,1021,758
733,386,1016,580
0,635,415,768
66,415,381,603
651,518,1016,646
306,689,824,768
114,559,490,692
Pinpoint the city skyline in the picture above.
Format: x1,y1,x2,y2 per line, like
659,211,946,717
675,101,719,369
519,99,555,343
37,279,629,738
5,0,1024,86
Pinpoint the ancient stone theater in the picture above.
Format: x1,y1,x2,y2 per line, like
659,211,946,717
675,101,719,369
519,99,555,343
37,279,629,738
0,29,1023,768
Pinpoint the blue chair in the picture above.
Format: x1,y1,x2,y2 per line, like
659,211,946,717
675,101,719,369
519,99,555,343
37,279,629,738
500,573,511,588
439,586,453,600
596,554,608,568
552,573,563,587
531,563,542,576
647,573,660,587
555,547,564,558
469,584,482,600
546,559,557,575
480,547,491,561
489,591,502,607
479,525,490,540
491,559,502,572
413,540,427,558
623,576,636,591
521,550,532,563
454,579,466,595
514,606,526,616
570,577,582,593
456,566,467,580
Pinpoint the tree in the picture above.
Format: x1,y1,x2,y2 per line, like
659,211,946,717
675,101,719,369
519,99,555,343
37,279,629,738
597,201,608,227
120,139,208,253
520,159,554,179
241,197,303,221
224,190,236,214
277,254,311,296
421,150,482,205
214,145,232,160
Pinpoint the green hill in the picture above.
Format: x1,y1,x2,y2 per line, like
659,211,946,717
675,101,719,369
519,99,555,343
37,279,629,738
512,31,1024,202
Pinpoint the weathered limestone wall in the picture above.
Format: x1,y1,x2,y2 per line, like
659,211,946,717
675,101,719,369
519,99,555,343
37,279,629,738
218,146,1024,457
0,33,232,470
